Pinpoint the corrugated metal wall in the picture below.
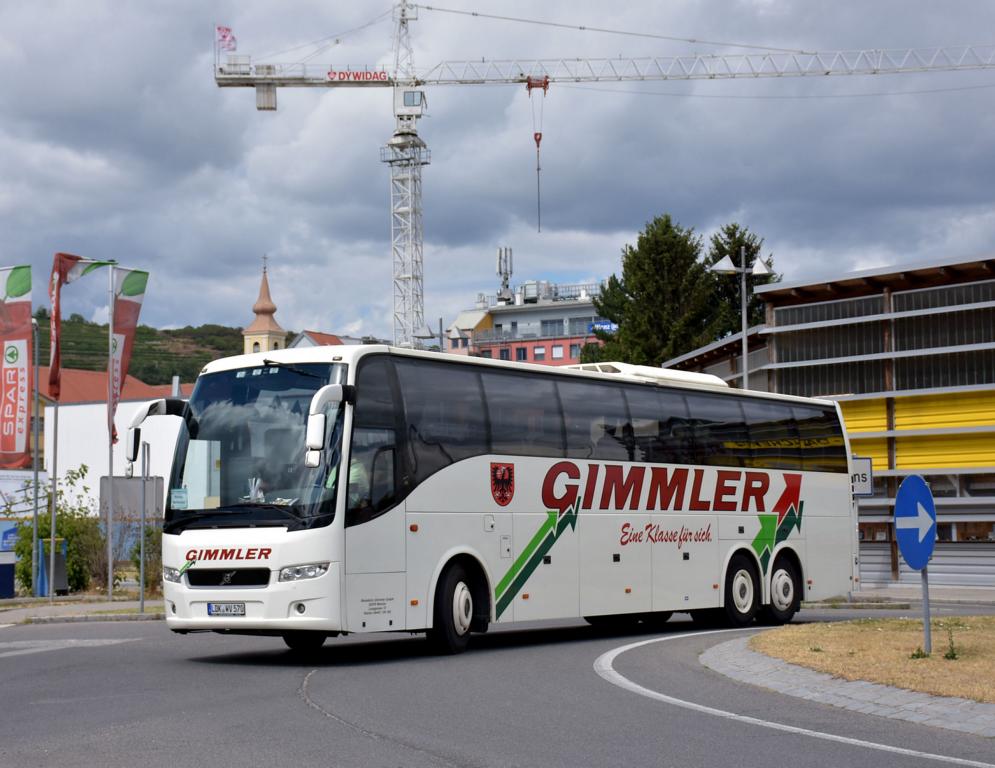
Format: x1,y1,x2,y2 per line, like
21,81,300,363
858,542,893,585
860,542,995,587
895,391,995,430
898,543,995,587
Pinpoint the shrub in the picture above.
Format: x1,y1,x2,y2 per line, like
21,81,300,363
11,465,105,594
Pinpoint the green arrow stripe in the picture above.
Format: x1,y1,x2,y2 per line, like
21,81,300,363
494,510,556,601
496,528,557,618
494,503,581,619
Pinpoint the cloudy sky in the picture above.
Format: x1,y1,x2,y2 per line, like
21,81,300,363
3,1,995,341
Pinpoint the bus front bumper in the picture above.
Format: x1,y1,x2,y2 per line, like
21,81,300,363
163,562,342,633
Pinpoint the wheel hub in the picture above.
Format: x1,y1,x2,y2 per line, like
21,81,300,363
731,569,754,614
452,581,473,636
770,568,794,612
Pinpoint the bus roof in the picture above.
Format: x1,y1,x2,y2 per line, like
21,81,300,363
199,344,836,408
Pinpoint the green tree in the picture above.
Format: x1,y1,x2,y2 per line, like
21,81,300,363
12,466,104,594
705,222,780,339
581,214,719,365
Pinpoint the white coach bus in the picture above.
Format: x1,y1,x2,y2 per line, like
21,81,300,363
128,345,855,653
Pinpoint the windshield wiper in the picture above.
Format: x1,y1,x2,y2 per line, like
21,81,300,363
262,359,325,380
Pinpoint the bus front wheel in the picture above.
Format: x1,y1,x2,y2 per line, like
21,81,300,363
723,553,759,627
428,564,473,654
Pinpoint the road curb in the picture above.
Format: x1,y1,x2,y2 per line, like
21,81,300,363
701,635,995,738
24,613,165,625
803,602,912,610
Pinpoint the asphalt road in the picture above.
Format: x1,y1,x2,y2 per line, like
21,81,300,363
2,605,994,768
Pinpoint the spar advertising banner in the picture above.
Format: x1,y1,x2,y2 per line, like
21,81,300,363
48,253,113,400
109,268,149,441
0,266,32,469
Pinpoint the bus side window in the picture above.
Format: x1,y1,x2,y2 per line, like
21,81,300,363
393,358,489,486
741,399,800,471
624,386,693,465
793,405,848,473
347,356,400,527
558,379,630,460
686,392,750,467
482,370,564,458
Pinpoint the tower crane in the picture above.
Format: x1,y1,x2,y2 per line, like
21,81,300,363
215,1,995,348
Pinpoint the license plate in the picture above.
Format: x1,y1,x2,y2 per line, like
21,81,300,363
207,602,246,616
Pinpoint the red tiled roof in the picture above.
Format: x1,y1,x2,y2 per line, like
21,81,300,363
38,366,193,405
302,330,344,346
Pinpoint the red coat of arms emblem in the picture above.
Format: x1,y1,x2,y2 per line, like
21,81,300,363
490,462,515,507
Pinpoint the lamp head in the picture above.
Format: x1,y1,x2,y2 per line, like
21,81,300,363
709,255,738,275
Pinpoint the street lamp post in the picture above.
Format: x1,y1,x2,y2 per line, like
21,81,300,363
710,246,771,390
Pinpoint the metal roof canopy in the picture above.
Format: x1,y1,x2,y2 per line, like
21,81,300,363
755,256,995,306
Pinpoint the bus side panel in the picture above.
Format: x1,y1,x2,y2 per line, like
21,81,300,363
404,511,507,629
651,514,719,611
344,572,405,632
580,513,650,616
512,511,579,621
345,504,406,575
344,503,407,632
799,475,853,601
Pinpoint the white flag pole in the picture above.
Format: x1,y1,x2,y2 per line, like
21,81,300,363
107,266,115,600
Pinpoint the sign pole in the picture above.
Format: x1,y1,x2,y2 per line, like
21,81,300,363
894,474,937,655
31,318,40,596
139,442,148,614
49,401,58,601
107,266,115,600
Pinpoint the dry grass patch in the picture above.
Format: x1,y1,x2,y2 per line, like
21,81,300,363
750,616,995,703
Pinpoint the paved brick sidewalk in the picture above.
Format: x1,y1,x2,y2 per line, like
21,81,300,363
701,636,995,738
0,600,164,625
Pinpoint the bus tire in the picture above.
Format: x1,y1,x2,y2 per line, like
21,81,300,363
428,563,473,654
723,553,759,627
282,631,327,652
759,557,800,625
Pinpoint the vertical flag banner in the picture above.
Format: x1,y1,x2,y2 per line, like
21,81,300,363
48,253,113,400
109,268,149,441
216,25,237,51
0,266,33,469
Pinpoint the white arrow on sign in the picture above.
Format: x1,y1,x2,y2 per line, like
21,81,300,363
896,502,934,543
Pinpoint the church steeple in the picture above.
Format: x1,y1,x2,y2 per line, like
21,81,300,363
243,257,286,355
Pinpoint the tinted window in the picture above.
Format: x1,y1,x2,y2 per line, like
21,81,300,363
558,379,631,460
741,399,800,470
794,404,848,473
626,386,694,465
483,370,564,458
687,393,751,467
348,356,401,526
394,357,489,485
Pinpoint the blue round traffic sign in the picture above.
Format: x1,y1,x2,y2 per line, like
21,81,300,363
894,475,936,571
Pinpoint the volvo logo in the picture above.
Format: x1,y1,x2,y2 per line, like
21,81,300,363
219,571,236,586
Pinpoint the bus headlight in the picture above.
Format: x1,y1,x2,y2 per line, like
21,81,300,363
279,563,329,582
163,566,182,583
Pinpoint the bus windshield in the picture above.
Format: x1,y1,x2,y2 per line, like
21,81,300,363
165,362,346,534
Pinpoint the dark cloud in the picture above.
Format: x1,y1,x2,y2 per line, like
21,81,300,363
3,1,995,343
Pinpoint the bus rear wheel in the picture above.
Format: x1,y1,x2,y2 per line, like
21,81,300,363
723,553,759,627
282,631,327,652
759,558,800,625
428,564,473,654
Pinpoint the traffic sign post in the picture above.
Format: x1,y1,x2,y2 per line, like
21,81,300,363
894,475,937,654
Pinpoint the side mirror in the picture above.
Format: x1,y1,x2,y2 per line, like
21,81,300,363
125,427,141,463
303,384,354,466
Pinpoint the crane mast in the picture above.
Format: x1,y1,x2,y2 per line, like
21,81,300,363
214,7,995,348
381,0,430,348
